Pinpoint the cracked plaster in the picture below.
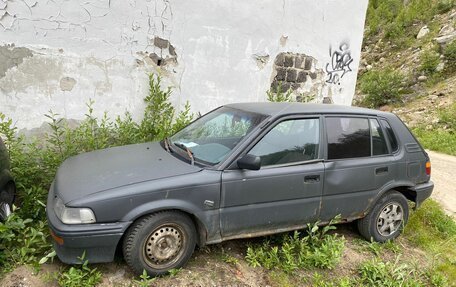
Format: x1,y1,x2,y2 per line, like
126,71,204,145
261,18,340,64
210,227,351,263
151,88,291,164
0,0,368,130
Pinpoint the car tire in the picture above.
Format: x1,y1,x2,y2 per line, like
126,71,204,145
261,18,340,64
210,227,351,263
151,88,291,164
357,191,409,242
123,211,197,277
0,182,15,222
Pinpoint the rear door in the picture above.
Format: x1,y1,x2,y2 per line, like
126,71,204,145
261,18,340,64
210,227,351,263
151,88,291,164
220,117,324,239
320,116,395,221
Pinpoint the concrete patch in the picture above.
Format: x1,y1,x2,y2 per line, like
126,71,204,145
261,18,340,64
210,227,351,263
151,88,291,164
60,77,77,91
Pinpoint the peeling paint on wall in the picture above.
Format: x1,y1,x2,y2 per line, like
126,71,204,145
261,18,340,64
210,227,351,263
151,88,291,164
0,0,368,130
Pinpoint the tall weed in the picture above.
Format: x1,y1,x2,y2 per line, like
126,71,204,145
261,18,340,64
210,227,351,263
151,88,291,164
245,217,345,272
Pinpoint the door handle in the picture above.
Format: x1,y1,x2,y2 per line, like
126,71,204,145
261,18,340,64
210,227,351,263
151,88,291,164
375,167,389,175
304,175,320,183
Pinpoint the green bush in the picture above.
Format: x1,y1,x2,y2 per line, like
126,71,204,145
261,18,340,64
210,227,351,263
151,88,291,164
420,50,440,76
443,40,456,73
359,69,404,107
358,258,428,287
245,217,345,272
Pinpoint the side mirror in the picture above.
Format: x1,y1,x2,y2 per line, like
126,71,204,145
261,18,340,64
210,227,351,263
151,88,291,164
237,154,261,170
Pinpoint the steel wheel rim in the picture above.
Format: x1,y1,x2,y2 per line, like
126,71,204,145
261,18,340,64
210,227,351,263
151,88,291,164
0,201,11,221
142,223,186,270
376,202,403,236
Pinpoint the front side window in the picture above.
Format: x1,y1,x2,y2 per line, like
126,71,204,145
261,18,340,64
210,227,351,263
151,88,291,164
249,118,320,166
170,107,267,165
326,117,370,160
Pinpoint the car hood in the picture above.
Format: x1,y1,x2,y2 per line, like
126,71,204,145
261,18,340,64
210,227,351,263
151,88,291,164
54,142,201,203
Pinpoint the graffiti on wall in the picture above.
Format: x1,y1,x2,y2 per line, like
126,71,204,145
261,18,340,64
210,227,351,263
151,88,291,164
325,43,353,85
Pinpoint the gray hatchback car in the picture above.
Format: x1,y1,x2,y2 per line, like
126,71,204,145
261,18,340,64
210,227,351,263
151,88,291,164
46,103,433,276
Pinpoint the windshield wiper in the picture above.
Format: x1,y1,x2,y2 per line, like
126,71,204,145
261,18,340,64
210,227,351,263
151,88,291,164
164,137,171,153
173,142,195,166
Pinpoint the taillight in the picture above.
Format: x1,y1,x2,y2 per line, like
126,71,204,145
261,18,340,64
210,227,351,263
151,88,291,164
425,161,431,176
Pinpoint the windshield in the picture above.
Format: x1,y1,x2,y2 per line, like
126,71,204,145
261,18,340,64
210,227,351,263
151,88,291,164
170,106,268,165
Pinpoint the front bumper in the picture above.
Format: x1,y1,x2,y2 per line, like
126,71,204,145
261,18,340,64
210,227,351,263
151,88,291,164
411,180,434,209
46,185,131,264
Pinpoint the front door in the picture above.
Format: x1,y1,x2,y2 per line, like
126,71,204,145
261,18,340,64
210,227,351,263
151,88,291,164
220,117,324,239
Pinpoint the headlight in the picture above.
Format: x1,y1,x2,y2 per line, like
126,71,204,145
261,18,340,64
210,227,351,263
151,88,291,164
54,197,96,224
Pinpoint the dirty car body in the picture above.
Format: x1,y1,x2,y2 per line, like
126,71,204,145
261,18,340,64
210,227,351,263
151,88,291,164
47,103,433,276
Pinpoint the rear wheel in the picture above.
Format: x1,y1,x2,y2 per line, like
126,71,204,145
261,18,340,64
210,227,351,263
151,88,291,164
123,211,196,277
357,191,409,242
0,183,15,222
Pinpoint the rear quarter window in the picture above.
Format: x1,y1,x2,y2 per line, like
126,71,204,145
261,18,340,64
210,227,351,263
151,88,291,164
380,119,399,153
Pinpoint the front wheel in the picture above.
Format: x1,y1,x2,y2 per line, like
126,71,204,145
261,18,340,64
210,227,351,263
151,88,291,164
357,191,409,242
123,211,197,277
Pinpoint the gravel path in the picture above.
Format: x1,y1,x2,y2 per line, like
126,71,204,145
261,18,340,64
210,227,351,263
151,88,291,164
428,150,456,217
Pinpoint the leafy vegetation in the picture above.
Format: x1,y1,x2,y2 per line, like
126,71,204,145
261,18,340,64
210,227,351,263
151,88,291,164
353,238,400,256
365,0,454,47
420,49,441,76
132,270,156,287
52,254,102,287
358,257,439,287
246,217,345,272
443,40,456,73
0,74,194,283
359,69,405,107
267,82,293,102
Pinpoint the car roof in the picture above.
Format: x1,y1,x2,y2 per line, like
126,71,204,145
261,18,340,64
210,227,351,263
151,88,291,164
224,102,389,117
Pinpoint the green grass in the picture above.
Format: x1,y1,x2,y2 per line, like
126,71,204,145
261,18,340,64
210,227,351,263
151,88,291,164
413,128,456,156
412,103,456,155
245,218,345,272
404,199,456,283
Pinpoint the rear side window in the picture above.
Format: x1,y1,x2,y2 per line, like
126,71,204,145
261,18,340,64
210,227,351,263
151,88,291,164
326,117,370,159
381,119,399,153
370,119,388,156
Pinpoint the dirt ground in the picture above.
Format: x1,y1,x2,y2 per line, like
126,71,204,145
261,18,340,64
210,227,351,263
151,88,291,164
428,150,456,217
0,224,432,287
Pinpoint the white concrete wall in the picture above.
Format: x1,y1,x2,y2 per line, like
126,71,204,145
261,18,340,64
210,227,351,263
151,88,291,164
0,0,368,130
